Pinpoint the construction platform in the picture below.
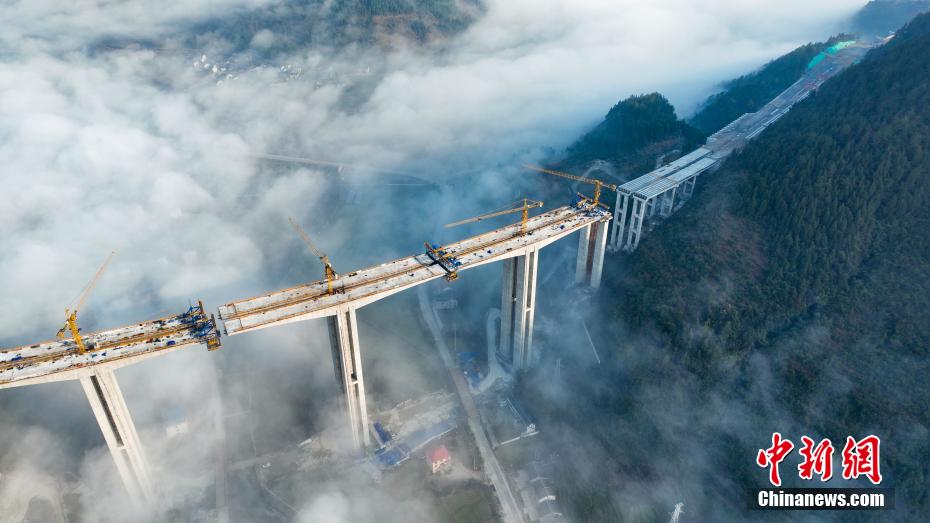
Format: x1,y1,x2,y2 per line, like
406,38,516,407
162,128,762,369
219,204,611,335
0,304,221,389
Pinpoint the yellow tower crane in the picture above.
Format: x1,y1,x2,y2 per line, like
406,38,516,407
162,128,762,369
57,251,115,354
445,198,544,237
289,217,339,295
523,164,617,208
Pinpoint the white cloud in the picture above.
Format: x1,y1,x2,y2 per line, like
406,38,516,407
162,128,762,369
0,0,866,339
0,1,874,520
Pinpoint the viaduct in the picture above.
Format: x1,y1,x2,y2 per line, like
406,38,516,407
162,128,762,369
0,37,874,511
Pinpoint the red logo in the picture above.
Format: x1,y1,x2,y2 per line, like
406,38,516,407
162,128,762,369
798,436,834,481
757,434,882,486
842,435,882,485
756,432,794,486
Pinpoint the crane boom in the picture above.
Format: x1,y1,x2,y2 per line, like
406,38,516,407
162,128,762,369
445,198,543,237
58,251,115,355
523,165,618,190
288,217,339,295
72,251,114,312
523,164,617,207
289,217,326,260
445,199,543,228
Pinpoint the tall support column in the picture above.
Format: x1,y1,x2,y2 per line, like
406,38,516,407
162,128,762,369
575,224,592,284
610,192,629,251
660,187,677,217
512,248,539,370
327,307,370,450
499,258,517,364
682,177,696,199
501,248,539,371
80,367,154,507
576,221,609,288
624,197,647,251
587,221,609,289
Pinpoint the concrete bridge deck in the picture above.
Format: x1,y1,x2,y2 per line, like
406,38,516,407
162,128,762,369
0,304,220,389
219,204,611,336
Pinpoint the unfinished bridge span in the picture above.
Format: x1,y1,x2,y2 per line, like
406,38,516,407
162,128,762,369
0,304,221,507
219,204,611,450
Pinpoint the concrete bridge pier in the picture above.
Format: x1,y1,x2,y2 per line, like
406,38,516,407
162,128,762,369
610,193,629,252
500,247,539,371
681,176,697,198
645,197,656,217
80,367,154,507
660,187,677,217
327,306,370,450
575,221,609,289
624,196,647,252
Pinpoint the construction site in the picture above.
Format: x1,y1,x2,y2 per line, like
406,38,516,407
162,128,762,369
0,35,880,523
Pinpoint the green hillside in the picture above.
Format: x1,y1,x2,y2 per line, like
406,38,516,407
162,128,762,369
852,0,930,36
625,11,930,371
523,11,930,522
562,93,704,176
689,38,849,135
623,11,930,519
182,0,482,55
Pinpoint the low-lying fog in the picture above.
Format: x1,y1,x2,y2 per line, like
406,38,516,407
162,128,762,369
0,1,867,520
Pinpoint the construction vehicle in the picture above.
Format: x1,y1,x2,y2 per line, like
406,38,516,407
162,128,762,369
524,164,617,208
183,301,222,351
424,243,462,282
445,198,543,237
431,199,543,281
57,251,115,354
289,217,340,295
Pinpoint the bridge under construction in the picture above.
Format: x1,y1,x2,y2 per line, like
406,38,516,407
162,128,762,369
219,203,611,450
605,39,875,252
0,35,877,517
0,303,220,505
0,201,610,509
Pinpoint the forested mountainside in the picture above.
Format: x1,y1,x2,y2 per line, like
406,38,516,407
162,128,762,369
625,9,930,381
691,1,930,136
623,10,930,519
179,0,482,56
852,0,930,35
522,11,930,522
560,93,705,177
689,37,850,135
